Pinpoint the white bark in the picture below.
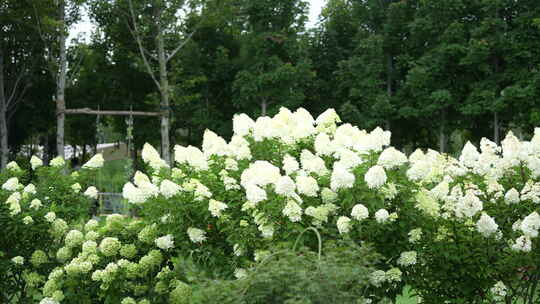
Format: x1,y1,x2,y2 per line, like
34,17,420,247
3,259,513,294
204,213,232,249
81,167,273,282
439,110,447,153
261,99,267,116
56,0,67,159
156,8,171,165
0,50,8,168
494,111,500,145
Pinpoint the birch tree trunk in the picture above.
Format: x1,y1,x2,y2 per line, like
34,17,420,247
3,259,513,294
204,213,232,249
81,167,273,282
156,7,171,165
56,0,68,159
494,111,500,145
0,50,8,168
439,110,447,153
386,54,393,131
261,99,268,116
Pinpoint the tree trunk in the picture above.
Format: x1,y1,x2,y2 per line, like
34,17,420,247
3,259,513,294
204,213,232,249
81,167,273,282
261,99,267,116
0,49,8,169
56,0,68,159
439,110,447,153
385,49,394,132
156,8,171,165
494,111,500,145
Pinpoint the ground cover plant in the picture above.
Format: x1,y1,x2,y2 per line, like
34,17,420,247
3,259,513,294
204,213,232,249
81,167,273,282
2,107,540,303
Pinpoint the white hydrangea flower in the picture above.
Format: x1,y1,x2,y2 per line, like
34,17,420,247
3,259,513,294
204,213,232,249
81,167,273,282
365,165,387,189
225,158,238,171
476,212,499,237
122,182,146,204
240,161,281,188
84,186,99,199
142,143,168,171
334,149,363,170
504,188,520,204
2,177,20,191
155,235,174,250
39,297,59,304
282,200,302,222
245,184,267,204
234,268,248,279
430,179,450,200
274,175,297,197
511,236,532,252
385,267,402,283
521,211,540,238
296,175,319,197
253,116,277,141
50,156,65,167
44,212,56,222
9,201,21,216
300,150,328,176
397,251,417,266
30,198,42,209
408,228,423,243
415,189,440,217
258,224,274,238
406,160,431,182
232,113,255,137
314,132,334,156
490,281,507,299
321,187,338,204
330,165,355,191
23,216,34,225
282,154,300,175
369,270,387,287
375,209,390,224
228,135,252,160
82,154,104,169
455,191,483,218
351,204,369,221
65,230,85,248
337,216,351,234
6,161,21,172
99,237,121,256
459,142,479,168
353,127,390,153
315,108,341,133
12,256,24,265
208,199,228,217
159,179,181,199
233,244,243,256
6,191,21,204
71,183,81,193
187,227,206,243
202,129,229,157
30,155,43,170
378,147,407,169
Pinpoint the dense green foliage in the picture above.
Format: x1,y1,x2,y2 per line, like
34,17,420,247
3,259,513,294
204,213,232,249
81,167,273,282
191,241,381,304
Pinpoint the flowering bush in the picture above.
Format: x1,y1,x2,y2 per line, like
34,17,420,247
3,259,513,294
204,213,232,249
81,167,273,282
6,108,540,303
0,155,101,303
38,214,190,304
116,107,540,303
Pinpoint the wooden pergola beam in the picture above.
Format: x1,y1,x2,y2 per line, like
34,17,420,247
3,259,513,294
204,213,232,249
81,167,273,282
64,108,161,117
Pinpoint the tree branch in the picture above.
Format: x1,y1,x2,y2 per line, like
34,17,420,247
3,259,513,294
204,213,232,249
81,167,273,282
64,108,162,117
166,29,197,63
127,0,161,90
66,48,85,86
5,62,28,107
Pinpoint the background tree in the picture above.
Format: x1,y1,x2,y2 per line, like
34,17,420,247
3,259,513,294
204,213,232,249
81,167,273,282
232,0,314,117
